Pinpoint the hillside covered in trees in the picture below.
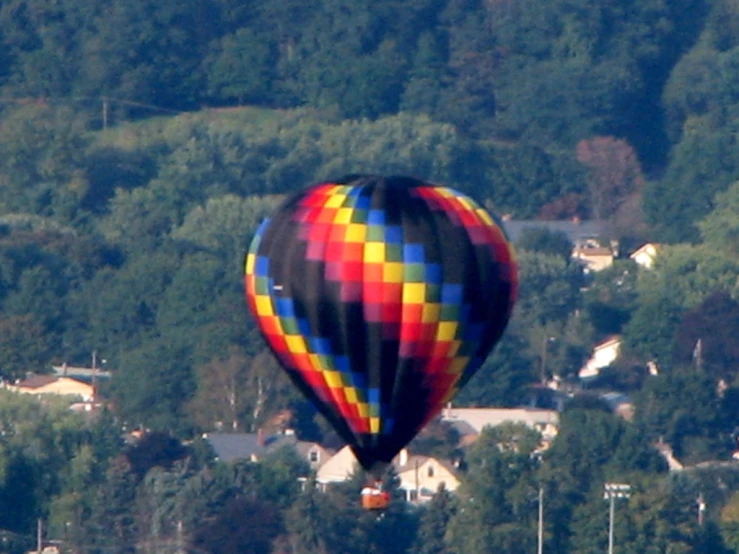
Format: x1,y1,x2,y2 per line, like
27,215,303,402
0,0,739,552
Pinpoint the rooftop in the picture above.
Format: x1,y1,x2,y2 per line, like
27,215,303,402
502,219,607,245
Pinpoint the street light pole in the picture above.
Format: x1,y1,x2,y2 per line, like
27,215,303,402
604,483,631,554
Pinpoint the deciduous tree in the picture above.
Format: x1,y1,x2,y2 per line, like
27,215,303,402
576,136,645,220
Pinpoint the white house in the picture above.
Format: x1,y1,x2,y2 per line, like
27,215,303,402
578,336,622,380
315,446,461,504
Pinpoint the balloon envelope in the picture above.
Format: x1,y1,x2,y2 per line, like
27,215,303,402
244,175,517,474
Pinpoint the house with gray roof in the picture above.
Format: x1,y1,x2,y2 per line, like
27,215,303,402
203,430,331,470
502,219,607,247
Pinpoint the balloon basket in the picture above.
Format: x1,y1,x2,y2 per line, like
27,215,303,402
360,482,390,510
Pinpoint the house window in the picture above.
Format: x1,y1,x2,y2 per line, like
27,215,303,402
309,451,319,463
427,466,434,478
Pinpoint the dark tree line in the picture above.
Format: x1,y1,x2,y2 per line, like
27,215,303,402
0,0,738,551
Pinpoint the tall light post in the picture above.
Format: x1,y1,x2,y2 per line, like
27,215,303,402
603,483,631,554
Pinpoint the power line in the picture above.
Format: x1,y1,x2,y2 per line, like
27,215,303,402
0,94,185,115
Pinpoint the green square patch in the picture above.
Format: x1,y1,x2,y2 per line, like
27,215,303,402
366,226,385,242
385,244,403,262
404,263,426,282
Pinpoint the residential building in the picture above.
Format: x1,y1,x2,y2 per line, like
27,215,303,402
572,245,615,272
394,449,460,503
315,445,460,504
4,375,95,402
502,219,606,248
600,392,634,421
578,336,622,380
203,430,331,469
503,219,617,272
52,363,112,381
441,407,559,443
630,243,661,269
315,445,360,486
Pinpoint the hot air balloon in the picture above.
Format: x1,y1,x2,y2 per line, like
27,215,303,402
244,175,517,505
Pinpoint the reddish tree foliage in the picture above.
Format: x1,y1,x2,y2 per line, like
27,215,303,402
538,193,589,220
576,136,646,220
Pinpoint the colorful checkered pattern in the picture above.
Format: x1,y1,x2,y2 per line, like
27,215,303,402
245,177,517,455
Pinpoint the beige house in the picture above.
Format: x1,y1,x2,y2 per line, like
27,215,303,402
5,375,95,402
394,449,460,503
630,243,660,269
316,445,360,486
27,547,60,554
572,245,614,272
295,440,333,470
578,336,622,380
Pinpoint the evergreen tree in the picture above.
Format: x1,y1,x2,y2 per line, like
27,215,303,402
413,485,456,554
84,456,139,553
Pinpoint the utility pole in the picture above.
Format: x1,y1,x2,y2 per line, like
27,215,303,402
176,520,185,554
537,486,544,554
36,518,42,554
102,97,109,130
697,493,706,526
604,483,631,554
92,350,98,400
540,337,555,384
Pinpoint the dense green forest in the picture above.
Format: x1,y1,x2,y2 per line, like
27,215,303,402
0,0,739,552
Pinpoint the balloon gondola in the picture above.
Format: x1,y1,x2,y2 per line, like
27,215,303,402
244,175,518,508
361,481,391,511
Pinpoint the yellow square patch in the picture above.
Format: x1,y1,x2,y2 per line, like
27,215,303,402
370,417,380,434
364,242,386,263
477,209,494,226
284,335,308,354
245,253,256,274
345,387,358,403
324,371,343,388
255,296,274,316
345,224,367,243
436,321,457,341
333,207,354,224
402,283,426,304
383,263,404,283
324,194,347,208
